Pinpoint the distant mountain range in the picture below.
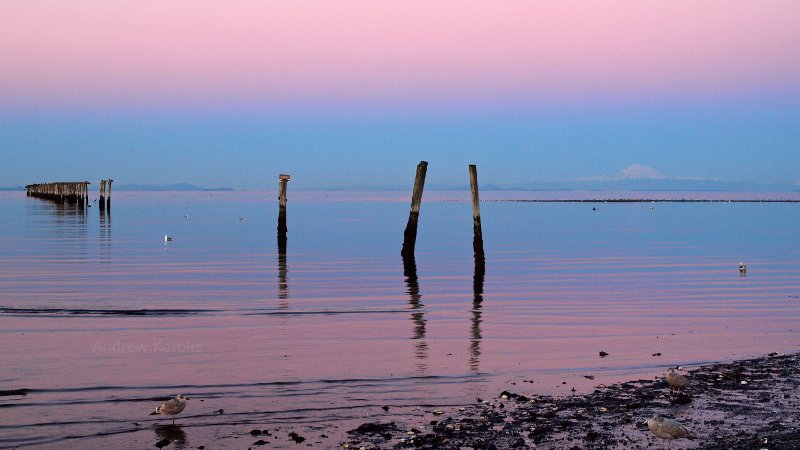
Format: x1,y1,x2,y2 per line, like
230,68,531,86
114,183,234,192
3,179,797,192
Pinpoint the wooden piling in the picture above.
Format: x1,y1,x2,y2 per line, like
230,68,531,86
469,165,485,261
99,179,106,210
401,161,428,258
277,174,290,236
469,165,485,370
278,174,290,208
106,179,113,210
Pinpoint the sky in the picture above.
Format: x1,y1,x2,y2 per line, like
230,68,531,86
1,1,799,190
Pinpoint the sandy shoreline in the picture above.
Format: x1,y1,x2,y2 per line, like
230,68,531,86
344,352,800,449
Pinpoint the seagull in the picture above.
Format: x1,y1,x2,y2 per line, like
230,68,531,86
646,414,695,448
164,235,172,242
665,368,689,389
739,262,747,274
150,394,189,424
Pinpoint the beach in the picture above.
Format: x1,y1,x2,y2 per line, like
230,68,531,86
345,352,800,449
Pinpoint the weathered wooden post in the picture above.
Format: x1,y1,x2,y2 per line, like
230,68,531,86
401,161,428,258
106,179,113,210
277,174,290,235
99,179,106,210
81,182,89,207
469,165,485,262
276,174,290,304
469,164,485,370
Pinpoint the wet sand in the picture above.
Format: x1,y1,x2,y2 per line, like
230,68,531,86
345,352,800,449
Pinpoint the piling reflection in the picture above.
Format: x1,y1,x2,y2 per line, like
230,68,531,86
99,205,111,263
277,208,288,307
470,256,485,373
403,253,427,371
153,424,188,449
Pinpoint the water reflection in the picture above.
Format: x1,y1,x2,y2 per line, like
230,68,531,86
277,210,288,307
402,253,427,372
99,206,111,263
27,198,88,243
470,256,485,373
153,424,188,449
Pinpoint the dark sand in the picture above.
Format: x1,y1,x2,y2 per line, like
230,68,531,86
345,352,800,449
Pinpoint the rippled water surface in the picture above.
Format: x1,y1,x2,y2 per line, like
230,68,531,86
1,190,799,448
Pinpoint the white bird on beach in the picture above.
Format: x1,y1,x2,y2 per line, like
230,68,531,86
739,262,747,274
150,394,189,423
646,414,695,448
665,368,689,389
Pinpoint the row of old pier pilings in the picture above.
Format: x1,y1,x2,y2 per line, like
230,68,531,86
25,182,91,206
25,179,114,209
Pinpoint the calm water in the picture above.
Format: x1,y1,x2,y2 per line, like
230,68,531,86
1,190,799,448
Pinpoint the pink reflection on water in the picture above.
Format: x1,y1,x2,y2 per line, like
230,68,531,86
1,191,799,447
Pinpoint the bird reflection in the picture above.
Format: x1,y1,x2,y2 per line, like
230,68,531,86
403,253,427,372
470,253,485,373
153,424,188,449
277,207,288,307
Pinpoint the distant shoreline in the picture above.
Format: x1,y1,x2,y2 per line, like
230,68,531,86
489,198,800,203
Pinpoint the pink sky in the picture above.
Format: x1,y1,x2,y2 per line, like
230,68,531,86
1,1,799,109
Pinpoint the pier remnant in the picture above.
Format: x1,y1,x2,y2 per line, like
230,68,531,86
26,182,90,206
105,179,113,210
401,161,428,258
99,180,106,210
278,174,290,237
277,174,290,305
469,165,485,262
